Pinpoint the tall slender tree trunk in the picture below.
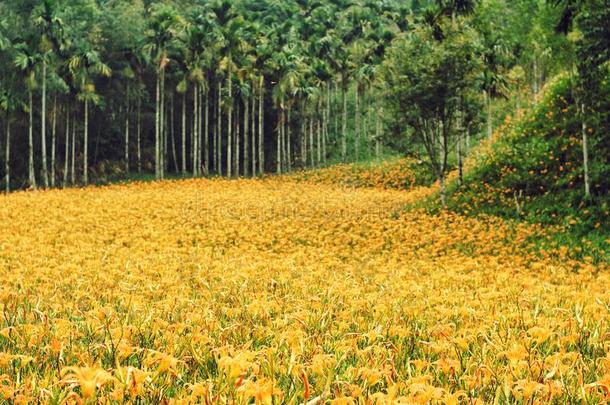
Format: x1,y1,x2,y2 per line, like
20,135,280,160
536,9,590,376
191,83,199,177
485,90,492,140
227,74,233,178
309,110,314,168
83,98,89,185
276,108,282,174
182,91,187,174
161,70,166,179
217,82,222,175
4,119,9,193
137,97,142,173
71,111,76,185
341,83,347,161
235,102,240,177
286,106,292,172
125,97,130,174
316,98,322,166
251,91,256,176
301,115,307,167
41,58,49,188
354,85,360,161
170,93,178,173
582,103,590,197
51,95,57,187
63,106,69,187
204,86,209,175
244,96,249,177
155,73,161,179
258,76,265,175
28,90,36,189
375,107,381,160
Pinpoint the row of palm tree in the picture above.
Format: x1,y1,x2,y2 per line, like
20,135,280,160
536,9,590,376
0,0,412,191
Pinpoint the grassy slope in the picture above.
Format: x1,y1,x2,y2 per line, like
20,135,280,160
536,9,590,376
437,75,610,264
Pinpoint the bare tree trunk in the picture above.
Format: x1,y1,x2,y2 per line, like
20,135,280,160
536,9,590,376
41,58,49,188
276,108,282,174
155,73,161,179
309,110,314,168
193,83,199,177
182,91,187,174
71,111,76,185
485,90,492,140
4,119,9,193
217,82,222,175
251,91,256,176
160,70,166,179
375,108,381,160
137,97,142,173
204,86,209,175
439,172,447,208
51,95,57,187
63,106,69,187
286,106,292,172
316,98,321,166
83,98,89,185
354,85,360,161
258,76,265,175
301,115,306,167
170,92,178,173
28,90,36,189
457,131,463,186
227,75,233,178
125,97,130,174
244,96,249,177
582,103,590,197
235,102,240,177
341,83,347,161
323,83,330,165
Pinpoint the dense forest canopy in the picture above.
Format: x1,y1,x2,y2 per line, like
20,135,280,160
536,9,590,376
0,0,608,198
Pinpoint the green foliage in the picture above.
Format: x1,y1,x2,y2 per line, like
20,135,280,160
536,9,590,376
442,73,609,261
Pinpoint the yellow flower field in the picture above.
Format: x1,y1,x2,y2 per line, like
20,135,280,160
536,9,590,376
0,176,609,404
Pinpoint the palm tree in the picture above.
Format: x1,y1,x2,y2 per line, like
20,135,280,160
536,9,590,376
68,43,111,185
144,4,181,180
14,44,39,189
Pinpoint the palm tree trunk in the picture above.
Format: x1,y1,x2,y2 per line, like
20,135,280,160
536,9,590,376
71,111,76,185
341,83,347,162
204,86,209,175
155,73,161,179
375,107,381,160
355,85,360,161
28,90,36,189
317,98,322,166
4,119,10,193
217,82,222,175
63,106,69,187
286,106,292,172
251,91,256,177
125,98,130,174
276,108,282,174
485,90,492,140
137,97,142,173
244,96,249,177
301,115,307,167
193,83,199,176
182,91,187,174
309,110,314,168
258,76,265,175
83,98,89,185
227,75,233,178
41,58,49,188
170,93,178,173
235,102,240,177
582,103,590,197
51,95,57,187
